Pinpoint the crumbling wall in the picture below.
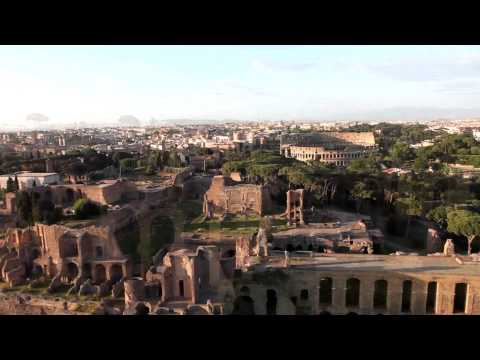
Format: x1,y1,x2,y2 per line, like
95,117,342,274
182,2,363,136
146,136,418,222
285,189,304,224
203,176,271,217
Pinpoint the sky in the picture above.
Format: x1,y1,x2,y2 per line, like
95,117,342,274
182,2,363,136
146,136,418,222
2,45,480,128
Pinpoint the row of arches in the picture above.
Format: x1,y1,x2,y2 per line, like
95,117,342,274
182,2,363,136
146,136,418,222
320,278,469,314
65,262,124,284
232,279,470,315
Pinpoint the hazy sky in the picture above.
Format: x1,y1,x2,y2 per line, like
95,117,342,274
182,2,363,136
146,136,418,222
2,45,480,127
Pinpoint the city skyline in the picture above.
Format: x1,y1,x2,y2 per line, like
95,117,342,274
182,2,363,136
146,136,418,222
3,45,480,128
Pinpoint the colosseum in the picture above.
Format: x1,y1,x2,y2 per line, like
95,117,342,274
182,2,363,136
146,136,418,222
280,132,377,166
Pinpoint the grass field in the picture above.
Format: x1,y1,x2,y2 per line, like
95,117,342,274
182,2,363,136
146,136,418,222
173,199,289,236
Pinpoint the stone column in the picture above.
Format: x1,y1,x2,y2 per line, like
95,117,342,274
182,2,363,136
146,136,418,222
412,281,427,315
332,277,346,314
437,282,454,314
121,263,128,278
359,278,374,315
190,260,197,304
311,284,320,315
387,279,403,315
106,263,113,281
286,191,292,223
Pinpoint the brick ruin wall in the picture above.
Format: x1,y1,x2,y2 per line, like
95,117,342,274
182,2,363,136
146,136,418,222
204,176,271,217
49,180,138,206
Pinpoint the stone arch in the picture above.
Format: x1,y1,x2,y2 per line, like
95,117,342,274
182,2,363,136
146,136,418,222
319,277,333,305
134,302,150,315
426,281,437,314
300,289,309,300
66,262,79,282
223,249,236,258
453,283,468,314
94,264,107,284
59,233,79,258
95,246,104,259
232,295,255,315
66,188,75,203
110,264,123,283
266,289,277,315
82,263,92,279
232,286,255,315
296,289,311,315
346,278,360,308
373,279,388,310
401,280,412,313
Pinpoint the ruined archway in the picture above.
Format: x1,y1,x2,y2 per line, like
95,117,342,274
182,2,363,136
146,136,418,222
319,277,333,306
82,263,92,279
373,280,388,310
94,264,107,284
453,283,468,314
134,302,150,315
66,262,79,282
232,286,255,315
110,264,123,283
426,281,437,314
401,280,412,313
223,249,236,258
266,289,277,315
345,278,360,308
59,233,79,258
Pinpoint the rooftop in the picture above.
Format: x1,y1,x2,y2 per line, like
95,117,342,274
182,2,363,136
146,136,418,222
256,253,480,277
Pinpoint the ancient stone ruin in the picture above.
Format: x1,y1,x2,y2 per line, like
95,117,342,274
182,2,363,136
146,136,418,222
203,175,272,219
285,189,305,225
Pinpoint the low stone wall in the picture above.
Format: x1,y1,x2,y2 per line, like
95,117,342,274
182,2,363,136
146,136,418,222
0,293,92,315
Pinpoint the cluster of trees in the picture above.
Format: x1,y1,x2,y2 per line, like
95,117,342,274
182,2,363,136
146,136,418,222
16,191,63,226
219,126,480,252
73,198,103,220
427,206,480,254
111,149,185,176
65,149,113,179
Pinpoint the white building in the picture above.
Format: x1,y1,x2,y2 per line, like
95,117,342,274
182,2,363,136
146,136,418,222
0,171,61,190
473,130,480,142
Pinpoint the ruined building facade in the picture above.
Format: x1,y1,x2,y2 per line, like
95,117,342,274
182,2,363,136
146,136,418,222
0,223,130,287
203,176,272,218
285,189,305,225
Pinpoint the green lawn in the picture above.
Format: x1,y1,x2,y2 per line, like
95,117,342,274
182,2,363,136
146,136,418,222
181,210,288,236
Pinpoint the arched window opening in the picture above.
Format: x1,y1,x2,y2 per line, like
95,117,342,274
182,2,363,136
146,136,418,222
401,280,412,313
346,278,360,307
426,281,437,314
373,280,388,310
319,278,333,305
453,283,468,314
266,289,277,315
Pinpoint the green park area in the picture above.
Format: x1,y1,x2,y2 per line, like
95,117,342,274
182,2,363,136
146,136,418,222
172,199,288,237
